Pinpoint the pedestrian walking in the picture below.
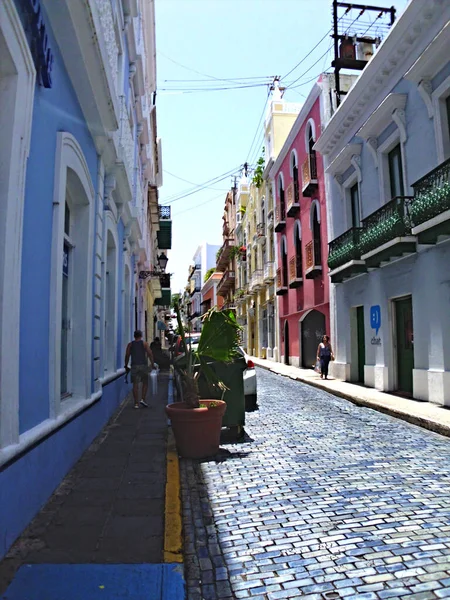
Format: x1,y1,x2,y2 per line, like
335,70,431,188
124,330,155,409
316,335,334,380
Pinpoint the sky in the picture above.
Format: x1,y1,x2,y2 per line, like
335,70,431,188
155,0,409,295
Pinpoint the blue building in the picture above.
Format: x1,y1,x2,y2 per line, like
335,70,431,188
316,0,450,404
0,0,162,558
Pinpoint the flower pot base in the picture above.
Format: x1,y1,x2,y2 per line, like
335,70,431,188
166,400,227,459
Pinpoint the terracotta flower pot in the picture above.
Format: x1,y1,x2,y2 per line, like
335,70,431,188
166,400,227,459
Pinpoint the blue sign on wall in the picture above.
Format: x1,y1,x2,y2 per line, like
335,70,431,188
370,305,381,346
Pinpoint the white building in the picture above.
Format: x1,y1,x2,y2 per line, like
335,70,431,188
187,243,220,331
315,0,450,404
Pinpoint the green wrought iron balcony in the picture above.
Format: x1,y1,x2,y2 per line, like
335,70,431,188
328,227,366,283
157,205,172,249
155,289,171,306
359,196,416,268
411,157,450,244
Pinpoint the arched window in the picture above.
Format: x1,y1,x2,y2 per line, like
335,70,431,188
307,122,317,180
281,235,288,287
278,174,285,219
104,223,118,375
294,220,302,279
311,202,322,266
291,152,299,203
123,263,131,347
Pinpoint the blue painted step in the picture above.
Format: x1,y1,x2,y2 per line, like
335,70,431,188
1,564,185,600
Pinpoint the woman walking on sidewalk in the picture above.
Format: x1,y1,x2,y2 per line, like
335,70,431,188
316,335,334,380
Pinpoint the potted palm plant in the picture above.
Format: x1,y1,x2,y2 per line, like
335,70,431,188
167,303,242,458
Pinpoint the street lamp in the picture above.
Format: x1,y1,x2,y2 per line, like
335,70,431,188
138,253,169,279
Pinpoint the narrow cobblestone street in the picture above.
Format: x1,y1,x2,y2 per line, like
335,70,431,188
181,368,450,600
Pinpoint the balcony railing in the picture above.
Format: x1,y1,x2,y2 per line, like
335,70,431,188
305,239,322,279
410,157,450,243
217,270,236,297
254,223,265,245
302,152,318,197
263,261,275,282
328,227,364,271
286,182,299,217
216,238,234,270
267,210,274,229
289,256,303,288
276,268,288,295
159,205,171,220
359,196,415,267
160,273,171,288
251,269,264,291
274,204,286,232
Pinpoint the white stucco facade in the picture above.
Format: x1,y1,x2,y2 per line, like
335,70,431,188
315,0,450,405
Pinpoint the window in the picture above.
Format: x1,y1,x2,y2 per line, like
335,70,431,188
278,175,285,218
291,153,299,203
294,221,302,278
312,203,322,265
388,144,404,198
307,123,317,179
446,95,450,141
350,183,361,227
281,236,288,286
104,226,118,375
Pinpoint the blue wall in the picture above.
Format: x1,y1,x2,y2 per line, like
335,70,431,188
18,3,98,433
0,378,128,560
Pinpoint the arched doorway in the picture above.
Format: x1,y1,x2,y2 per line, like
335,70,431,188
301,310,326,368
284,320,289,365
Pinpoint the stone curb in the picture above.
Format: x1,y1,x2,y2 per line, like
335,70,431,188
164,376,183,564
254,361,450,439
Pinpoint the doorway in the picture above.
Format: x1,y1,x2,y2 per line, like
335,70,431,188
284,321,289,365
395,296,414,395
301,310,326,368
356,306,365,383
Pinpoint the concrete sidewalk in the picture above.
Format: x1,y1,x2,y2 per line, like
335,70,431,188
0,372,184,600
251,356,450,438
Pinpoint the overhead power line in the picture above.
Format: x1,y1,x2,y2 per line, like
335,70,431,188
163,169,228,191
175,192,226,216
160,167,241,205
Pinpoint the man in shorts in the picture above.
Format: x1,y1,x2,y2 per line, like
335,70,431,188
124,330,155,409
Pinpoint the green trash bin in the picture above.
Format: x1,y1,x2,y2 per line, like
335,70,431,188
196,356,247,433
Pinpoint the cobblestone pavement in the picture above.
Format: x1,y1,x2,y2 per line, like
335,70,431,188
180,368,450,600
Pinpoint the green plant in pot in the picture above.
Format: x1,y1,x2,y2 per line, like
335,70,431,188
166,302,241,458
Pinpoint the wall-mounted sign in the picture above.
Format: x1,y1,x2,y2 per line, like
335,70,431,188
24,0,54,88
370,304,381,346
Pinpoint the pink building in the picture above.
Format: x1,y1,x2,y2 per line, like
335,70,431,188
271,76,336,368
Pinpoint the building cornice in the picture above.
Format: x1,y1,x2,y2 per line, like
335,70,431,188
357,94,407,140
326,144,362,176
314,0,448,157
405,21,450,84
270,83,321,179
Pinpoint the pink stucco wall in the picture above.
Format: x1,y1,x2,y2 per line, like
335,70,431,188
274,95,330,366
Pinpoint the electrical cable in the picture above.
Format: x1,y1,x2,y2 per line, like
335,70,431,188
163,169,228,191
284,43,334,90
161,167,240,202
161,167,241,205
159,82,272,94
175,192,226,216
246,87,271,164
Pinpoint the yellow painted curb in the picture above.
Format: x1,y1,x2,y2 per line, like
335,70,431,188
164,427,183,563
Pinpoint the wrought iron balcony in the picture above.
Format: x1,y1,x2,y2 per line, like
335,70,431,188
302,152,318,197
305,239,322,279
216,238,234,271
274,204,286,232
217,270,235,297
276,268,288,295
411,157,450,244
289,256,303,288
286,182,300,217
160,273,171,289
263,261,275,282
359,196,415,268
234,287,246,304
328,227,366,283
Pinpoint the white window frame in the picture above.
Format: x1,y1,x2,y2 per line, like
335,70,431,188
304,119,316,153
49,132,95,418
289,149,298,177
309,199,321,231
378,129,408,204
343,171,361,228
433,74,450,163
122,259,132,348
103,215,119,376
0,0,35,449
